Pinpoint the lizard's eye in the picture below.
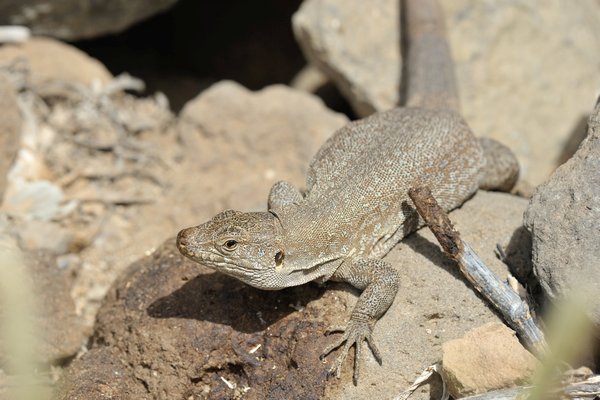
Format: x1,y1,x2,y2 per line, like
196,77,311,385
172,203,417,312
275,250,284,266
222,240,238,251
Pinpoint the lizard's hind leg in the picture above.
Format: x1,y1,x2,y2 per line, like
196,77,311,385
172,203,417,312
477,137,519,192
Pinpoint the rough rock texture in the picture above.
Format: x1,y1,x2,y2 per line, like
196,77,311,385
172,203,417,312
292,0,600,185
0,76,21,201
0,0,179,40
53,347,148,400
441,322,538,398
524,102,600,328
56,191,528,399
176,80,349,216
55,238,334,400
0,37,112,87
292,0,400,117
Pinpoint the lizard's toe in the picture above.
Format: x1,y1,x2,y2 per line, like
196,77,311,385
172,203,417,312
321,319,380,385
324,325,347,335
366,335,382,365
320,335,345,360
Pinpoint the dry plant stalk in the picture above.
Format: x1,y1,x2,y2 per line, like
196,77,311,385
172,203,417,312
407,186,547,356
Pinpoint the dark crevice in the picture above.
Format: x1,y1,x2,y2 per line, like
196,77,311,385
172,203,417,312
73,0,307,112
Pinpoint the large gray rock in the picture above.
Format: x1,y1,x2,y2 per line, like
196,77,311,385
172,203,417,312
55,191,528,399
292,0,600,185
524,101,600,327
0,0,178,40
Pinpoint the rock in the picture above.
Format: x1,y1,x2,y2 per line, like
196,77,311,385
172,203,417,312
58,238,334,399
57,191,528,399
524,101,600,328
0,37,112,87
292,0,600,185
176,80,349,216
53,347,148,400
292,0,400,117
441,322,538,398
0,76,21,201
0,0,179,40
13,220,75,254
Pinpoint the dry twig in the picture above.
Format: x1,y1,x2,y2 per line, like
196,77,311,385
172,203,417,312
407,186,547,356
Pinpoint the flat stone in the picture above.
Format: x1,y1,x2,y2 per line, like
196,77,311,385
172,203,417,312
441,322,538,398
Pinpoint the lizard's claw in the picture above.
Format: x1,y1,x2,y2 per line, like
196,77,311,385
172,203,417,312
320,319,382,385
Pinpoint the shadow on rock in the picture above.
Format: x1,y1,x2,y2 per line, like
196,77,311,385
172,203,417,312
56,238,334,400
147,265,324,333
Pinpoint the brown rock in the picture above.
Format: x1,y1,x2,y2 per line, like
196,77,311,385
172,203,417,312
0,37,112,87
53,347,147,400
58,238,334,399
174,80,349,217
441,322,538,398
293,0,400,117
0,76,21,201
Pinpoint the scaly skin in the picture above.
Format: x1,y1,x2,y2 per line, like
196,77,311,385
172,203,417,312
177,0,519,385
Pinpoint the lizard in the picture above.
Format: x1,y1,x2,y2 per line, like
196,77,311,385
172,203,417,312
176,0,519,385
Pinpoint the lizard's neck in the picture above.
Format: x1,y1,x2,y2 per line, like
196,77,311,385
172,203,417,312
276,203,351,271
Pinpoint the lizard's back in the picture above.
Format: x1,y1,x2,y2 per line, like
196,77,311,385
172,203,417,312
301,106,483,256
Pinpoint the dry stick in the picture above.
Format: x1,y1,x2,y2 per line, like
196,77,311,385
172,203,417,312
407,186,548,356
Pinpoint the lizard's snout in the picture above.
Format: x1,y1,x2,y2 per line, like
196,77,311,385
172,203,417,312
176,228,192,250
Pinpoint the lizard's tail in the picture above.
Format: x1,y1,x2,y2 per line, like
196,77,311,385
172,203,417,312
401,0,459,112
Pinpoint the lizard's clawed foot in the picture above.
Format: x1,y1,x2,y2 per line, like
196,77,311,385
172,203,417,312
320,319,382,385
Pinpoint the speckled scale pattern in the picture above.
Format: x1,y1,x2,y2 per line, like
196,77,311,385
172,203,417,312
284,106,483,259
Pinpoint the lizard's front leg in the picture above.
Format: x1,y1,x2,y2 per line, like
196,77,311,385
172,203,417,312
321,258,400,384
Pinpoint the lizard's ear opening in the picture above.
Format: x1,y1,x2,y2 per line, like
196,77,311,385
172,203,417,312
274,250,285,269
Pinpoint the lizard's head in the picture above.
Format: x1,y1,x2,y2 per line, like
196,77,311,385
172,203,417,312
176,210,288,290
